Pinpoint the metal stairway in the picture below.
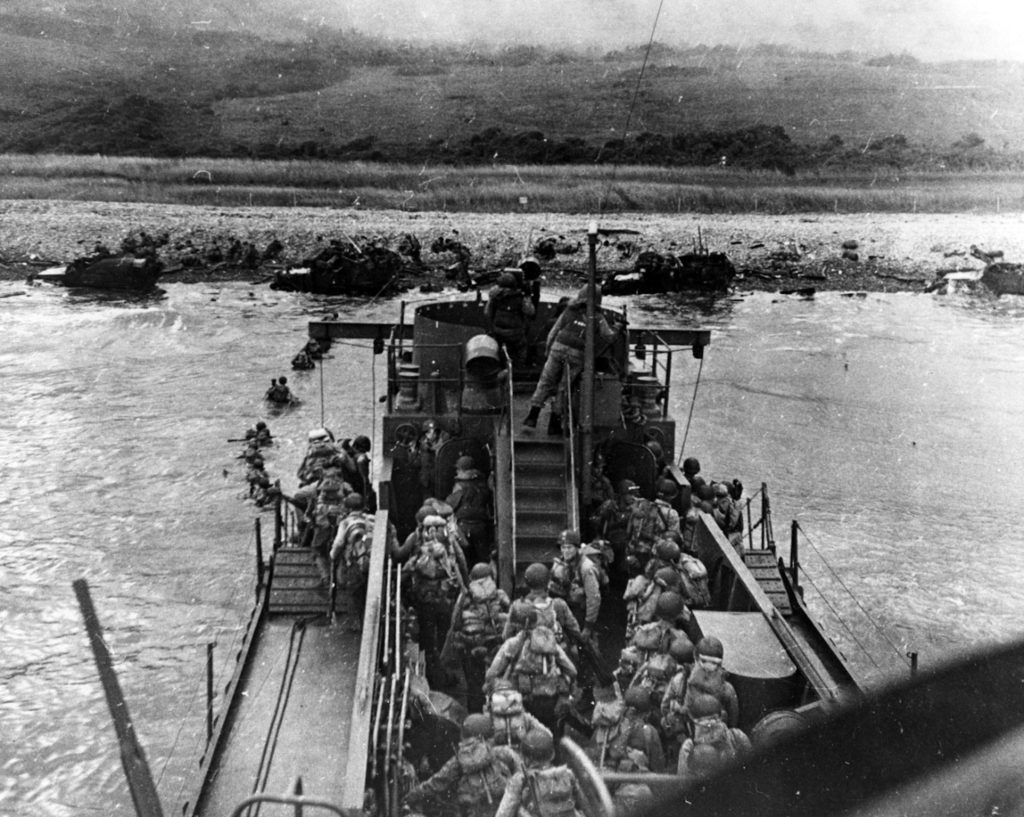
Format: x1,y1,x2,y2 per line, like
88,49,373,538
512,435,570,567
742,548,792,616
268,547,345,616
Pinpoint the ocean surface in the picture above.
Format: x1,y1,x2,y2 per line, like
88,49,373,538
1,280,1023,816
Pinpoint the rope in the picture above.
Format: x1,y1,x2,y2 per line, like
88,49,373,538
599,0,666,214
796,521,913,669
797,569,883,672
677,355,704,464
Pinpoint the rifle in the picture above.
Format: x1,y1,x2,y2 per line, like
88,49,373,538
566,627,615,687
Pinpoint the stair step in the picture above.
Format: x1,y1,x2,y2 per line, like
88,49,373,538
515,539,559,565
515,487,569,510
514,471,566,490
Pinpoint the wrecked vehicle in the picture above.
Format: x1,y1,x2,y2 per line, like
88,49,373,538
602,247,736,295
31,253,164,291
271,239,404,296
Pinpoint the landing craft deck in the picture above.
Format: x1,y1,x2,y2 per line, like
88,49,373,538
192,620,361,816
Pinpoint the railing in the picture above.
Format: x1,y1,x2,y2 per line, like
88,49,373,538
563,366,580,532
743,481,776,552
507,358,518,570
385,340,466,416
630,329,674,418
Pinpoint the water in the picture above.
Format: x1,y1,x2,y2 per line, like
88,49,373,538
1,281,1023,816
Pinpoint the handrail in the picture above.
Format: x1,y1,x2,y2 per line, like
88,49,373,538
507,359,518,570
563,367,580,532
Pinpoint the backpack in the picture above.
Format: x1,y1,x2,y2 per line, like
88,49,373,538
512,627,568,699
341,514,374,585
630,653,678,698
411,542,459,602
681,718,743,777
460,578,507,650
679,554,711,608
632,622,673,657
455,740,507,812
525,766,578,817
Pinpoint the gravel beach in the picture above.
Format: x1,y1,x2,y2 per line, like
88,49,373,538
2,200,1021,292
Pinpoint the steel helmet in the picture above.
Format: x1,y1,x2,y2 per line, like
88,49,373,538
696,636,725,660
462,713,495,739
352,435,371,453
682,456,701,476
456,455,476,471
496,271,518,289
344,493,364,510
521,729,555,762
469,563,494,581
616,479,639,495
669,639,695,665
624,685,652,712
524,563,550,590
645,440,664,460
655,591,684,620
558,529,582,547
422,514,446,529
688,692,724,720
653,567,682,590
415,506,433,526
656,478,678,499
653,540,680,562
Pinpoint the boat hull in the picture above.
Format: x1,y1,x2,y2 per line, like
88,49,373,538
37,255,163,290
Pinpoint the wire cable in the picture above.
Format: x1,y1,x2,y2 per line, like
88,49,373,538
677,355,704,463
599,0,666,214
796,522,913,669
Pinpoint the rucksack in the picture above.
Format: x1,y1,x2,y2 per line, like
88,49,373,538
630,652,678,699
512,627,568,699
525,766,578,817
341,514,373,584
632,622,673,657
679,554,711,608
410,541,460,602
460,578,507,650
455,740,507,812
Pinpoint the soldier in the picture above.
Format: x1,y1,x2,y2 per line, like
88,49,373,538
624,566,685,642
494,730,587,817
629,592,693,667
448,563,511,712
626,479,681,568
445,455,493,565
676,693,752,783
683,636,740,728
330,493,394,632
404,514,466,687
503,563,582,648
586,685,665,774
547,530,602,641
485,271,536,367
264,375,294,404
522,285,622,437
712,482,744,550
591,478,641,569
485,606,577,735
405,714,521,817
486,679,552,752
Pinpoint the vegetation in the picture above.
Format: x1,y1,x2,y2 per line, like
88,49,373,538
0,5,1021,212
3,153,1021,214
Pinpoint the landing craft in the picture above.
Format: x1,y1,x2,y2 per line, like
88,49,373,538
76,222,1024,817
31,253,163,291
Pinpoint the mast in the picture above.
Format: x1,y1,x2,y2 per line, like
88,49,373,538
580,221,598,514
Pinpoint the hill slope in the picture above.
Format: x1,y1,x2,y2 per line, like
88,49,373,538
1,2,1022,167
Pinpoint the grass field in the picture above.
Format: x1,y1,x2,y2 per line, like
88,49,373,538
3,153,1022,214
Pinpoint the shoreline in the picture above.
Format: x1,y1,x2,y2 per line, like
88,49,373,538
2,200,1021,293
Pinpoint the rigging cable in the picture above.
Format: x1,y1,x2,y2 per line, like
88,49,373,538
796,521,913,671
677,354,704,463
599,0,666,215
250,619,308,815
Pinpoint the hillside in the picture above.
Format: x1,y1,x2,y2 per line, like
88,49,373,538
1,3,1022,169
